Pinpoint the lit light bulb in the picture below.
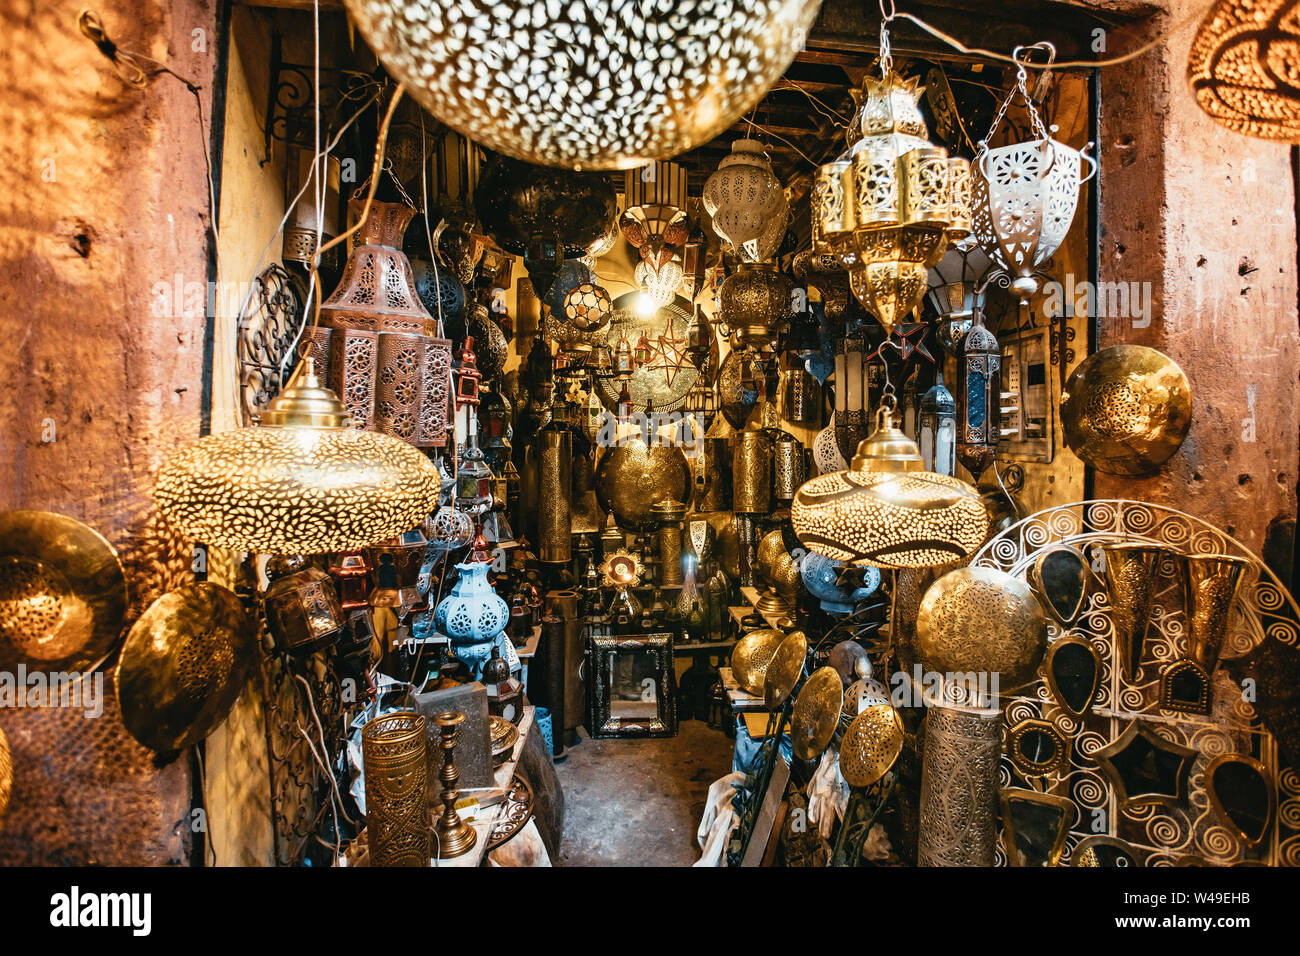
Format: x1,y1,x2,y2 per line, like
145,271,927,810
635,289,658,319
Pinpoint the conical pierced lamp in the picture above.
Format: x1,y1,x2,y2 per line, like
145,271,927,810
154,359,440,554
791,396,989,569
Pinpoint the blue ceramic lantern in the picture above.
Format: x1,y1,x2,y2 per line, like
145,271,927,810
800,552,881,616
433,559,510,676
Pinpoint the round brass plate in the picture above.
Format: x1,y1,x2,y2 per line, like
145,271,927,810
732,628,784,697
791,666,844,762
0,724,11,833
1060,345,1192,476
116,583,257,753
840,703,904,788
764,630,808,710
0,510,127,673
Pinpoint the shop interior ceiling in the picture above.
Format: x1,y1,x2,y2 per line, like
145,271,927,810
242,0,1110,521
245,0,1117,203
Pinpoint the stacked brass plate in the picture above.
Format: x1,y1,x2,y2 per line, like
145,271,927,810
0,510,127,673
1060,345,1192,476
116,583,257,752
731,628,784,697
791,666,844,761
763,630,808,710
840,703,904,788
0,724,10,833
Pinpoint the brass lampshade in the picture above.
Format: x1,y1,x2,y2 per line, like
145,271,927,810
792,402,989,568
154,360,440,554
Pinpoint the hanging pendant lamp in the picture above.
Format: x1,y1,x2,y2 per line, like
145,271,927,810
702,139,789,262
154,359,439,554
792,396,989,569
343,0,824,170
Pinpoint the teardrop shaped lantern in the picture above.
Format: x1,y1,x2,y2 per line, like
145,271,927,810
792,397,989,569
703,139,790,262
971,45,1096,298
154,360,440,554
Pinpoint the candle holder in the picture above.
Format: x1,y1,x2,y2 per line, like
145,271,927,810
432,711,478,859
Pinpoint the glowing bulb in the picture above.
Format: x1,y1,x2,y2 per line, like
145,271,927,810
635,290,658,319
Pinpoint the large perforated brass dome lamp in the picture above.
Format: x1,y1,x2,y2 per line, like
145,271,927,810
791,397,989,569
154,360,440,554
1188,0,1300,141
343,0,824,170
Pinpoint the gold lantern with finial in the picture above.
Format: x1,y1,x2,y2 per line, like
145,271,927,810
811,58,971,336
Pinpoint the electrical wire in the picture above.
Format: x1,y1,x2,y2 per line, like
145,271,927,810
887,2,1216,71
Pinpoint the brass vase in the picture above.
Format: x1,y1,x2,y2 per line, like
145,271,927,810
1181,553,1249,673
594,440,692,532
362,711,430,867
918,705,1000,866
536,419,573,564
733,427,773,514
1102,542,1163,682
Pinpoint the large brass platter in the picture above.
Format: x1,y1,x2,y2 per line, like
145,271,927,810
732,628,784,697
595,295,700,415
764,630,807,710
1060,345,1192,476
840,703,904,788
116,583,257,752
0,510,127,673
791,666,843,762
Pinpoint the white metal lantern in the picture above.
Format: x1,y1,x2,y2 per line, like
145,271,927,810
971,45,1096,298
703,139,790,262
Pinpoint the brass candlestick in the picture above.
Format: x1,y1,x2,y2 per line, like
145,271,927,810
432,711,478,859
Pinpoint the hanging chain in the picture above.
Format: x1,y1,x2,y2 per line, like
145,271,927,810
977,42,1056,154
877,0,897,77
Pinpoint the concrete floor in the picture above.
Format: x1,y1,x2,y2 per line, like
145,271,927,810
553,719,735,866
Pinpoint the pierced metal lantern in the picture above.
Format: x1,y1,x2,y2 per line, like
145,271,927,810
264,555,346,654
702,139,789,262
433,557,510,652
316,200,453,448
956,310,1000,482
564,283,613,332
154,360,440,554
344,0,822,170
918,371,957,476
366,528,428,609
622,160,690,273
810,72,973,335
1189,0,1300,141
833,335,871,461
926,237,993,355
718,263,794,350
792,399,989,569
972,47,1096,298
327,551,372,610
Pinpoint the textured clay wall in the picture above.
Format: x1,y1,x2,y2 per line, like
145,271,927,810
0,0,218,863
1089,0,1300,560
